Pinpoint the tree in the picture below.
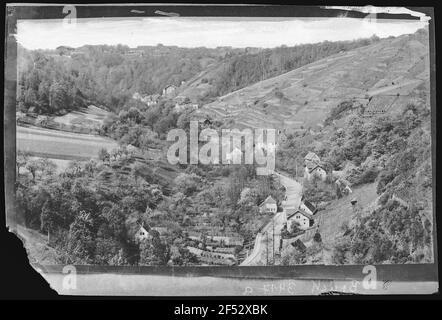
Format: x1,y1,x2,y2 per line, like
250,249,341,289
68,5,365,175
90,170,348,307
139,230,170,266
174,173,202,196
67,211,96,264
98,148,110,162
16,150,30,176
313,230,322,243
25,158,45,181
172,247,198,266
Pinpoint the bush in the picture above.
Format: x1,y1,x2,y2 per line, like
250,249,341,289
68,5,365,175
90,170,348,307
376,170,395,194
354,167,379,186
313,231,322,243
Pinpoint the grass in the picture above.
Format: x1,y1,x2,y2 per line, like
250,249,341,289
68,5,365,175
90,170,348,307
15,225,64,265
17,125,118,160
317,183,378,245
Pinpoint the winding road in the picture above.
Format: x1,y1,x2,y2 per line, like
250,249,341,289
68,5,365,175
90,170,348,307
240,171,303,265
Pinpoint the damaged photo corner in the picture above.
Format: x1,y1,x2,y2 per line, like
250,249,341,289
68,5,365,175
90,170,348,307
3,4,438,296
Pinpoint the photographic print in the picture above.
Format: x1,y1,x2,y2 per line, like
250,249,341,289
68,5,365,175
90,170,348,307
4,4,437,295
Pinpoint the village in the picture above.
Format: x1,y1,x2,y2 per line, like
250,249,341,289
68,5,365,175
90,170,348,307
131,138,359,266
16,71,366,267
128,79,360,266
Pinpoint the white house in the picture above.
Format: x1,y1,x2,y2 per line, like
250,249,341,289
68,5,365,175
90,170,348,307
286,208,314,231
299,196,318,215
162,84,177,98
135,225,151,242
259,195,277,214
304,163,327,182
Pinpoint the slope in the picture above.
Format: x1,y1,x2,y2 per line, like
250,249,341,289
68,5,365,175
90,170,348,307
195,29,429,131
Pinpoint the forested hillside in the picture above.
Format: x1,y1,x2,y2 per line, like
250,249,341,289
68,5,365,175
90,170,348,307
17,44,232,114
17,35,380,115
277,89,433,265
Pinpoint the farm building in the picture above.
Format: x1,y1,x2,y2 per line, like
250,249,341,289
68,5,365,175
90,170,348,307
259,195,277,214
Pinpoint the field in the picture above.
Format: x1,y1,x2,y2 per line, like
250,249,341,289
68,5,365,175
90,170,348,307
52,105,110,130
17,125,118,162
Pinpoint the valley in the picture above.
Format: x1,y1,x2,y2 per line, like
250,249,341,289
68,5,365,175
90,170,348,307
12,27,433,267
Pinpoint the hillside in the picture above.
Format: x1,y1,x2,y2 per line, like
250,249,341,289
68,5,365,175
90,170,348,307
195,29,429,131
178,37,381,104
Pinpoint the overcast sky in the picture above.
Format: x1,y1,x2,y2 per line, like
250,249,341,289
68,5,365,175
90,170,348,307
16,17,428,50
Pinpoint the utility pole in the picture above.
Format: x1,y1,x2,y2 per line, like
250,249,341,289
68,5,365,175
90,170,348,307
266,232,269,266
272,220,275,265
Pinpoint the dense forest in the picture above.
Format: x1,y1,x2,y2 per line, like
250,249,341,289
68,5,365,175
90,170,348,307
17,35,380,115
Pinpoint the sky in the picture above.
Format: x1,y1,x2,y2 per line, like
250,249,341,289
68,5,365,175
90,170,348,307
16,16,428,50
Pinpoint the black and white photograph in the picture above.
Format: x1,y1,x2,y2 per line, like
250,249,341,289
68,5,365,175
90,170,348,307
3,4,438,297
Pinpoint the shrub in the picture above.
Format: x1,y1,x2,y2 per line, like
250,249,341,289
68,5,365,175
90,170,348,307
376,170,395,194
354,167,379,186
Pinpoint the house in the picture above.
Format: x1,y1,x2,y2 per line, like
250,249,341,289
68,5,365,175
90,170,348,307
286,208,314,231
259,195,277,214
126,49,143,57
174,95,188,104
304,163,327,181
304,152,320,165
126,144,138,154
299,195,317,215
135,225,151,242
277,131,288,145
132,92,161,106
335,178,352,196
186,231,203,241
174,103,199,113
162,84,177,98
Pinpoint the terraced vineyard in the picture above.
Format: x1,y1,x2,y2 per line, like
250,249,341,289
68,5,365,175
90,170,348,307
195,31,429,130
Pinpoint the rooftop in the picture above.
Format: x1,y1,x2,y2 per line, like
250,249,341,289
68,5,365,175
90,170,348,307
260,195,277,206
